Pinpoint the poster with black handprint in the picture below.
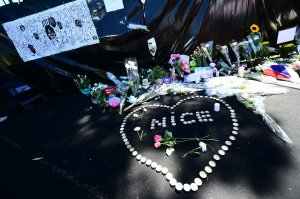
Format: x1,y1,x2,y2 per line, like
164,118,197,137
2,0,99,62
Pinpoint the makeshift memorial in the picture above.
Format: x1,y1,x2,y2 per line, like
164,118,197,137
74,74,91,96
120,95,240,192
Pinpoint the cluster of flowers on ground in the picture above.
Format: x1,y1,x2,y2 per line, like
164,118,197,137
72,23,300,116
153,130,218,157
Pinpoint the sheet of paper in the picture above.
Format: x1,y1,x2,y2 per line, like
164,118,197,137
103,0,124,12
2,0,99,62
277,27,297,44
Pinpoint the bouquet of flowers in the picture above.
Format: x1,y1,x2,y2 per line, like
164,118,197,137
169,54,191,76
248,24,263,55
123,84,160,112
239,40,252,63
169,54,182,73
229,40,241,66
153,130,218,157
216,45,232,67
191,47,208,67
200,41,214,63
236,93,293,144
256,41,277,59
124,57,140,96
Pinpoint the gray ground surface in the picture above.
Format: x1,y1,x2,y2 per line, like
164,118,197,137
0,88,299,199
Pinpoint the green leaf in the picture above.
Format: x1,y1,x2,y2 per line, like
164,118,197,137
165,130,173,138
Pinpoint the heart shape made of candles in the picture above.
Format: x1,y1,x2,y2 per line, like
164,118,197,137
119,95,239,192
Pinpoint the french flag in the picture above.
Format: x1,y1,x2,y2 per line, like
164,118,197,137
263,65,291,79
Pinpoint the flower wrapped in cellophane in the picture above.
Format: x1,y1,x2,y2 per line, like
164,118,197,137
229,40,241,66
216,45,232,67
236,93,293,144
200,41,214,63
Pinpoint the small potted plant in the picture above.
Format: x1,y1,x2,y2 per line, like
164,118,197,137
74,74,91,96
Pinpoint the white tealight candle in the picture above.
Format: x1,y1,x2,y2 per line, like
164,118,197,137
183,184,191,192
175,182,183,191
166,173,173,181
156,165,162,172
151,162,157,169
162,167,168,175
146,159,152,166
194,178,202,186
214,103,220,112
170,178,177,186
190,183,198,191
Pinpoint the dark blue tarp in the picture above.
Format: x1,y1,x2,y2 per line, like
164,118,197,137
0,0,299,93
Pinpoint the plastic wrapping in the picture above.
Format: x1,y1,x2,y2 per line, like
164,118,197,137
236,93,293,144
205,76,289,98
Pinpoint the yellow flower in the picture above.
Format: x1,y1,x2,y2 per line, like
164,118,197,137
262,41,269,45
250,24,260,33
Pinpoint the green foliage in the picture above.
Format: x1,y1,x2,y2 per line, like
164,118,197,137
256,43,277,59
278,43,296,56
162,130,176,148
74,74,91,90
149,66,169,82
191,46,208,67
139,68,149,79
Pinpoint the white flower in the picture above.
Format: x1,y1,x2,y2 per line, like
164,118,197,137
199,142,207,152
127,96,137,104
133,113,139,118
166,148,175,156
134,127,141,131
143,108,148,112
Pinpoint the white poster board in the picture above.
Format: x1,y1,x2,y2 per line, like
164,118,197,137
277,27,297,44
2,0,99,62
103,0,124,12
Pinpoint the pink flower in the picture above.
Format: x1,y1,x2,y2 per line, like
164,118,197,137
181,61,191,73
154,135,162,143
171,54,181,60
154,142,161,149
